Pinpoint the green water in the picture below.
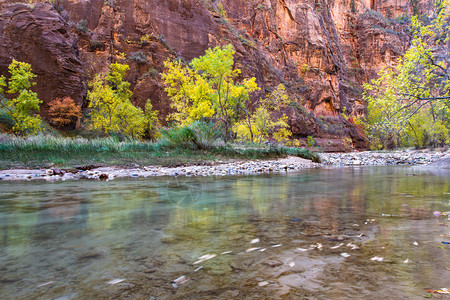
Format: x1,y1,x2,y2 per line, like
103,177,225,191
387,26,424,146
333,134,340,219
0,167,449,299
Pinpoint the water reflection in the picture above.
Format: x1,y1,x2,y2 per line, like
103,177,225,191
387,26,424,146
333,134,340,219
0,167,448,299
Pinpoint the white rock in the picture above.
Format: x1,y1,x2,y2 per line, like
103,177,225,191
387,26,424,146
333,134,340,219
258,281,269,287
107,279,125,285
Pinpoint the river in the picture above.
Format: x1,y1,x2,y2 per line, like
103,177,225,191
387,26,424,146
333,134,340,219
0,166,449,299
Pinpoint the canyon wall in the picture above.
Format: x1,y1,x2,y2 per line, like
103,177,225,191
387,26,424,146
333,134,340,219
0,0,421,150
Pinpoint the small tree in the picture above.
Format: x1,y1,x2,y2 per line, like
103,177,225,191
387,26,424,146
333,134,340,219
0,59,42,135
144,100,160,140
234,84,292,144
48,97,82,128
87,63,151,138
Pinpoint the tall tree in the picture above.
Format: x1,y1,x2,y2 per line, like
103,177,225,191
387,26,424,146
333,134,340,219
162,45,259,141
364,2,450,148
162,59,215,125
190,45,259,141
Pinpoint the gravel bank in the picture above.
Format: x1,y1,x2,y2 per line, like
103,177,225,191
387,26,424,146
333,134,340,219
2,150,449,182
320,150,449,167
0,156,318,182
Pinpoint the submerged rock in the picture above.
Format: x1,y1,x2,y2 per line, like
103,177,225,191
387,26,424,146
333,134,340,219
426,157,450,169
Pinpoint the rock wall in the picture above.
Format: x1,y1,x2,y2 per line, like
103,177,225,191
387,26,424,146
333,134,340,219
0,2,86,117
0,0,422,150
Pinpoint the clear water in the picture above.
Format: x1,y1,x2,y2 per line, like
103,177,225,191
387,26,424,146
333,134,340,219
0,167,448,299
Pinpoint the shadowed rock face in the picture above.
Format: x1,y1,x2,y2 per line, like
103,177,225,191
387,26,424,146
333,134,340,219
0,0,422,150
0,3,86,119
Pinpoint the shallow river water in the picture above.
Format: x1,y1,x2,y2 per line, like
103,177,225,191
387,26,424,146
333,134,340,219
0,167,449,299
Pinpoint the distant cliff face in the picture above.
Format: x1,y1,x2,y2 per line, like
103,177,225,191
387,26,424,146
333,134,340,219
0,0,419,150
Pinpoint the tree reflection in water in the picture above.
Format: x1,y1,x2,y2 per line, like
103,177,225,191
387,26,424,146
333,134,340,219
0,167,448,299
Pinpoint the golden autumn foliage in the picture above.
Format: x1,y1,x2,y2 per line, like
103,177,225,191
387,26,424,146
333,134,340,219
48,97,82,128
162,45,259,141
162,59,215,125
364,2,450,148
234,84,292,144
87,63,159,139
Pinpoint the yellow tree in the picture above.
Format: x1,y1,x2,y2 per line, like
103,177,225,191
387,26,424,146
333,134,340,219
162,45,259,141
364,2,450,148
0,59,42,135
234,84,292,144
144,100,160,140
162,60,214,125
87,63,157,138
190,44,259,141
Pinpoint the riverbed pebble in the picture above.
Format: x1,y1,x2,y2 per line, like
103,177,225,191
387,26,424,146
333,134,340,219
2,150,448,182
320,149,449,166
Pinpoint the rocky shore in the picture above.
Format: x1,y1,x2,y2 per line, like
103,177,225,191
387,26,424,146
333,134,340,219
1,150,449,182
320,150,449,167
0,157,317,182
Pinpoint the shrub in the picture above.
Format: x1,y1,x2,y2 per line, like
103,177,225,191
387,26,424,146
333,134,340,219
307,135,316,147
128,51,148,64
75,19,88,33
140,34,150,45
159,121,222,150
144,100,160,140
351,0,356,13
104,0,116,8
0,108,14,131
89,39,104,51
159,125,199,149
217,2,228,19
190,120,222,149
48,97,82,128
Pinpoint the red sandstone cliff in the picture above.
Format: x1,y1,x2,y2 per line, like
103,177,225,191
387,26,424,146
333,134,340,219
0,0,422,150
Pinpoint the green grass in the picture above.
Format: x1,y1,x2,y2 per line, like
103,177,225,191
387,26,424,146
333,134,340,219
0,134,320,169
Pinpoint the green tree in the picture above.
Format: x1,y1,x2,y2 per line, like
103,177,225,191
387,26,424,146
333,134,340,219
87,63,155,138
364,3,450,148
162,44,260,141
0,59,42,135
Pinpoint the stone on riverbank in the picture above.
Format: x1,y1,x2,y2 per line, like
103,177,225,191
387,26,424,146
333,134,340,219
320,150,448,167
0,157,317,182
